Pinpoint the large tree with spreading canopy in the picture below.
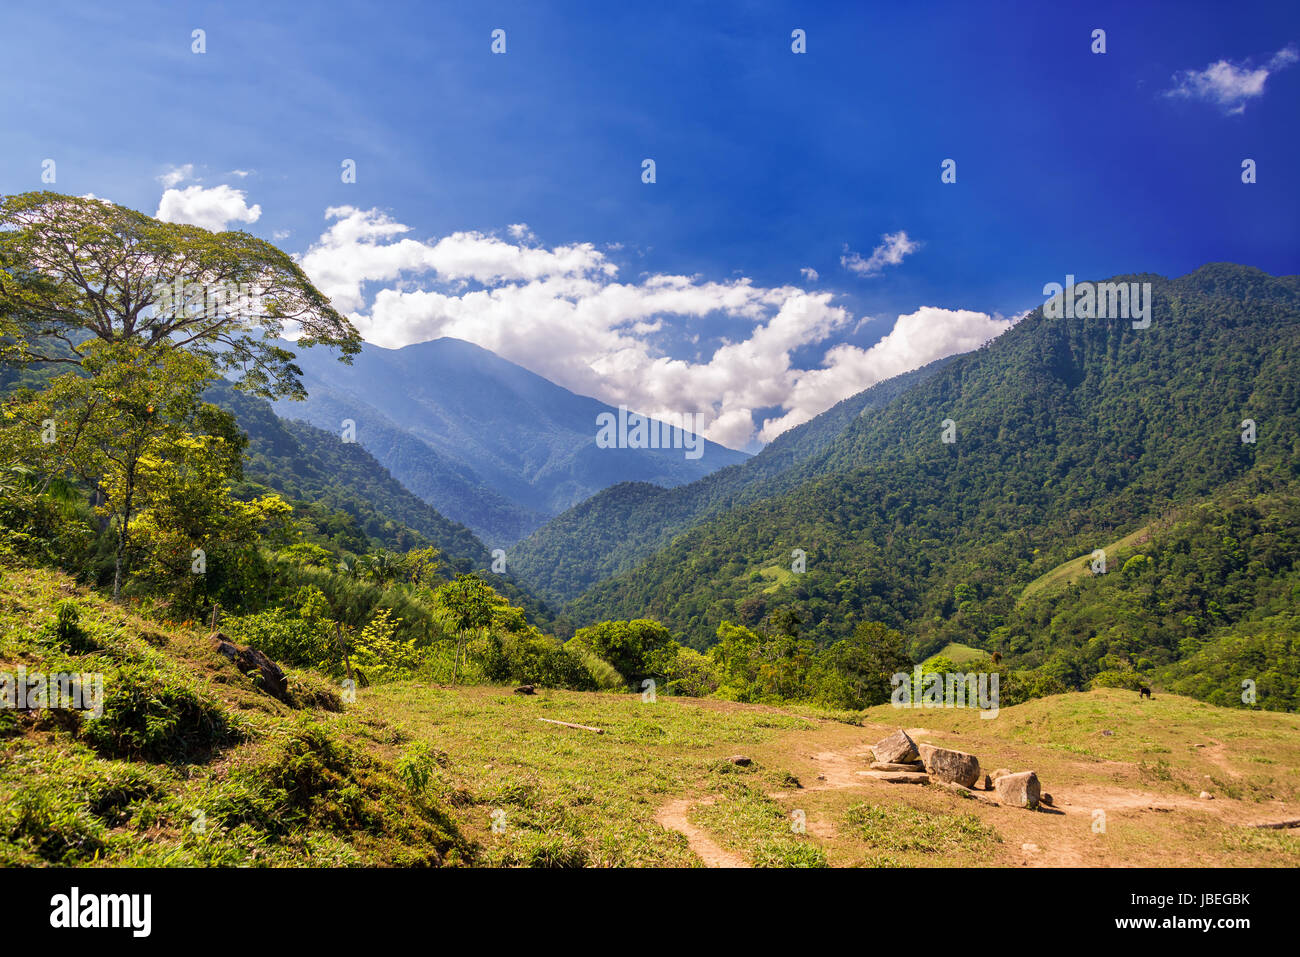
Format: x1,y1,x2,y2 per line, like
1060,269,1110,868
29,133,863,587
0,191,360,397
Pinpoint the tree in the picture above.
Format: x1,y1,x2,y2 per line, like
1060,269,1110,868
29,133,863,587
436,574,498,684
815,621,913,709
572,619,673,687
0,191,359,398
12,340,219,596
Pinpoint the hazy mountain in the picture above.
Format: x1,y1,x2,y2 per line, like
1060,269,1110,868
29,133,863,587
270,337,749,546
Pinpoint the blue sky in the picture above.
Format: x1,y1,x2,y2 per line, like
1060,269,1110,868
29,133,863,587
3,0,1298,449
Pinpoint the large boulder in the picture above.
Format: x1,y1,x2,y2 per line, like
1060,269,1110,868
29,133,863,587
871,729,919,764
211,632,290,704
917,743,981,788
994,771,1042,809
870,761,925,772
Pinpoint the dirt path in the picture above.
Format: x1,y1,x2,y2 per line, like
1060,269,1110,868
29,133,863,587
655,798,750,868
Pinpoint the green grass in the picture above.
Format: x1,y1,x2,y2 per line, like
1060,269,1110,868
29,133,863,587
921,642,989,667
364,682,816,866
843,801,1000,861
0,563,469,867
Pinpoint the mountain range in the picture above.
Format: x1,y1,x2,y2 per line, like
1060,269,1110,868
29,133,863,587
229,263,1299,706
542,264,1298,703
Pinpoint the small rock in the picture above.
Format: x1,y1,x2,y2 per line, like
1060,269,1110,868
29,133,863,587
994,770,1042,809
729,755,752,766
872,729,919,764
870,761,925,772
1021,842,1040,852
863,770,929,784
1102,730,1113,737
990,767,1013,782
1041,793,1054,806
1200,791,1214,800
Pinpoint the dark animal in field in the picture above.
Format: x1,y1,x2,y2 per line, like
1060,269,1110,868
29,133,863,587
1139,685,1153,699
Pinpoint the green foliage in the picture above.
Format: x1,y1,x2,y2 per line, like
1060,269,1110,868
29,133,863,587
572,618,674,687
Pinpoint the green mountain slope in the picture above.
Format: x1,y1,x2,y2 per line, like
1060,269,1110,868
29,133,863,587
568,264,1300,707
510,358,952,607
210,381,491,572
208,383,553,626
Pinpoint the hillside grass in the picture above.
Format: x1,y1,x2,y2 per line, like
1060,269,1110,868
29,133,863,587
4,563,1298,868
921,642,988,666
0,563,469,866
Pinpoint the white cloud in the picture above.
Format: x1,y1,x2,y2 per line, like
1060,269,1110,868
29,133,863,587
756,306,1013,441
297,208,991,449
842,231,921,276
157,164,195,189
1165,46,1298,114
156,184,262,232
800,266,819,282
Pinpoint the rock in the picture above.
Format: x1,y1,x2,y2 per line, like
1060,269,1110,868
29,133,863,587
1102,730,1113,737
513,684,536,695
871,729,918,764
729,755,752,767
1199,791,1214,800
211,632,289,704
870,761,925,772
918,743,981,788
862,770,929,784
990,767,1013,782
994,771,1042,809
1021,842,1040,852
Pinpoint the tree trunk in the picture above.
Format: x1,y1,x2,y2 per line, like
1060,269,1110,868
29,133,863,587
111,469,135,600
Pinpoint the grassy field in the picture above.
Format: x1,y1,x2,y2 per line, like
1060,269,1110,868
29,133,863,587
3,563,1298,867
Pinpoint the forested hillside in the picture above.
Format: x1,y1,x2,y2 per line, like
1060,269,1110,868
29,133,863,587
568,265,1300,708
210,382,491,572
511,359,952,606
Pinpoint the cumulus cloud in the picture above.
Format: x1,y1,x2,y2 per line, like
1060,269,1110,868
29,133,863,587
842,231,921,276
156,184,262,232
1165,46,1298,114
756,307,1013,441
157,164,195,189
296,208,993,449
800,266,819,282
